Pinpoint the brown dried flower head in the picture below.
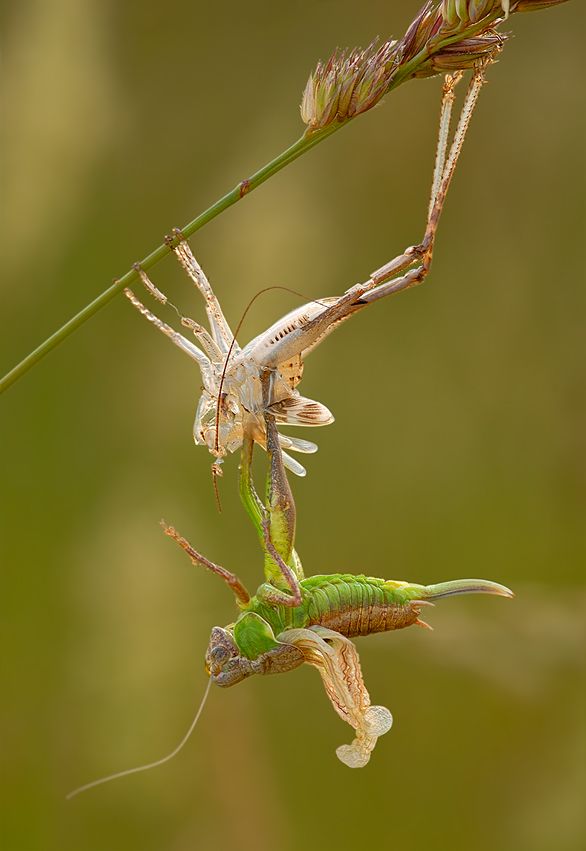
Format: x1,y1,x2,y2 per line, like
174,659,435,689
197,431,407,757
301,0,568,131
301,39,399,131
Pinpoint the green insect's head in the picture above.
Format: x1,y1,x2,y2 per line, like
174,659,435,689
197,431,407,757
205,626,253,688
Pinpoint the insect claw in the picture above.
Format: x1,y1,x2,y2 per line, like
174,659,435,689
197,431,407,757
412,599,435,607
164,227,185,248
415,618,434,631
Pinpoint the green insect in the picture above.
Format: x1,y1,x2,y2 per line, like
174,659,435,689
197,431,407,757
163,404,512,765
67,399,512,798
67,64,513,798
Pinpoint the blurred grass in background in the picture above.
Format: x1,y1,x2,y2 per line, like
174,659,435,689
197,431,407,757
0,1,584,850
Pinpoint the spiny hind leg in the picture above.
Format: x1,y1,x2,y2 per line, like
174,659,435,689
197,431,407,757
262,370,296,562
364,73,464,291
239,428,304,591
360,65,488,304
276,70,478,354
429,71,463,219
418,65,488,273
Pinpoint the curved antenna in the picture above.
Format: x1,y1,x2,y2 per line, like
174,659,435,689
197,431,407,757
66,678,212,800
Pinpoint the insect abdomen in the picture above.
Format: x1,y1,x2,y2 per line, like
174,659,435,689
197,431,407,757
302,574,424,637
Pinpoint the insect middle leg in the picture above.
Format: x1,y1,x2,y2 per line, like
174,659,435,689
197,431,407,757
260,369,304,606
162,522,251,605
166,229,234,354
237,372,303,607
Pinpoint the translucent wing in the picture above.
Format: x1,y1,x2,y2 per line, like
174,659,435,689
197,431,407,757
281,451,307,477
278,435,318,454
269,395,334,427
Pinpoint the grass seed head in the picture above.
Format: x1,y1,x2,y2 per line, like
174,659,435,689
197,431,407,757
301,0,568,131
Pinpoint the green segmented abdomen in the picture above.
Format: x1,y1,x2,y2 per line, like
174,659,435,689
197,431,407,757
301,574,425,637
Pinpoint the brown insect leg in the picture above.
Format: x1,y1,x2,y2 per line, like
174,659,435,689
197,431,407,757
162,522,250,606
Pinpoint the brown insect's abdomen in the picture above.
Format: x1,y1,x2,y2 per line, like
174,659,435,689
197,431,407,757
314,602,420,637
304,577,422,637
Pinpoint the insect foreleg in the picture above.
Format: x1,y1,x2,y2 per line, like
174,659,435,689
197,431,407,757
168,230,235,354
161,522,250,605
124,287,212,385
127,264,222,362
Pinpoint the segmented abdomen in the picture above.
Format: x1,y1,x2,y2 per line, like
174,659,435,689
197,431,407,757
302,574,423,637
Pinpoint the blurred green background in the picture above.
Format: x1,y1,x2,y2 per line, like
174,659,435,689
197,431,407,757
1,1,584,849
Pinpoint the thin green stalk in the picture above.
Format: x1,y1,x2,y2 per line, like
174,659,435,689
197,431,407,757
0,127,337,394
0,20,495,397
0,42,458,397
1,0,565,394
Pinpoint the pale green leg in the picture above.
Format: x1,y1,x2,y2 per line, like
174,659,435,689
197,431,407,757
239,433,265,536
236,372,304,606
263,417,304,581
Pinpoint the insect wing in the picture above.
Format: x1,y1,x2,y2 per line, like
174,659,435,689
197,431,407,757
278,435,318,454
241,298,339,369
245,286,368,370
269,395,334,427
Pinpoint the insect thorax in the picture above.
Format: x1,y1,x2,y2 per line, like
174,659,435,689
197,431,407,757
193,360,294,459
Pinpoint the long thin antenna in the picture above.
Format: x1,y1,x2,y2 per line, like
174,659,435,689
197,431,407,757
66,678,212,801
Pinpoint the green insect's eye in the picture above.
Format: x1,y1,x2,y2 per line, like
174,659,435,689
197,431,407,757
210,646,230,665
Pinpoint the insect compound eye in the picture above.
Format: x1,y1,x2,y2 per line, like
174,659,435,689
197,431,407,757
210,645,230,665
206,627,239,678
